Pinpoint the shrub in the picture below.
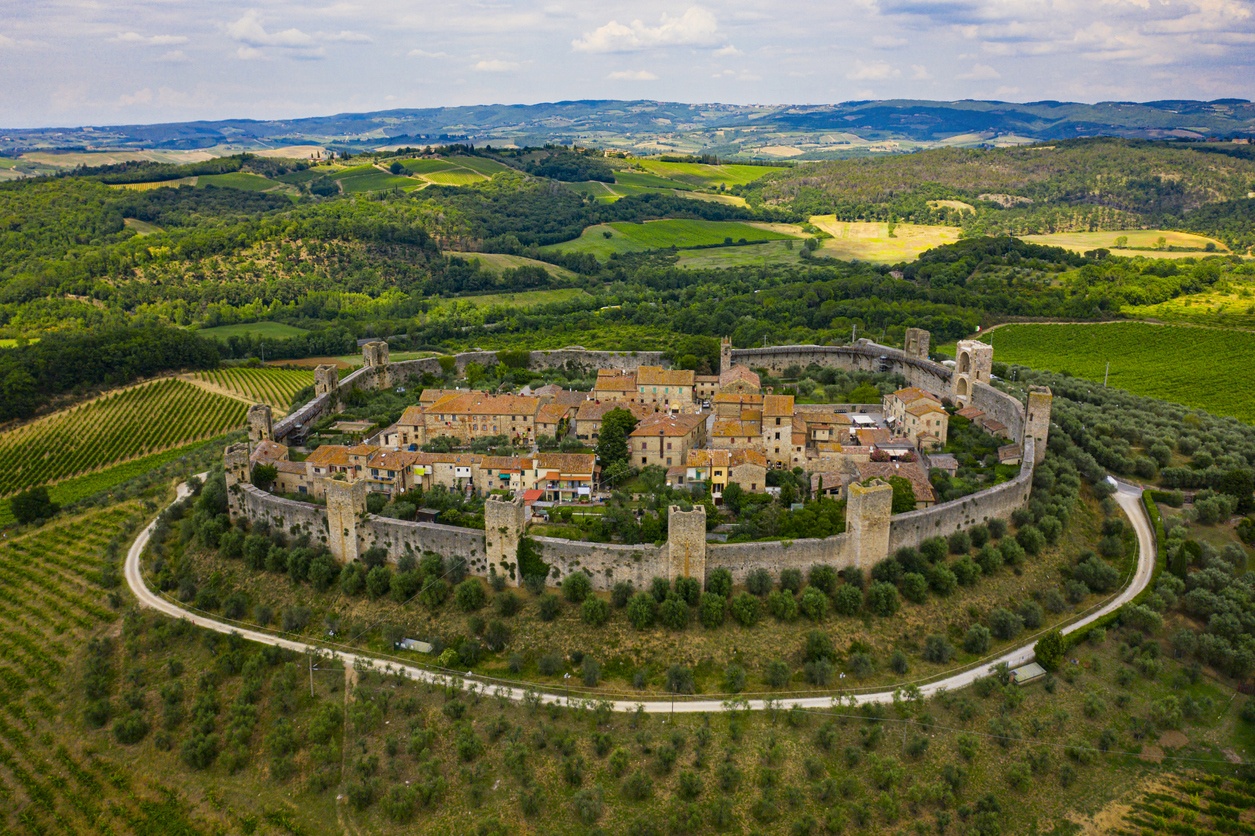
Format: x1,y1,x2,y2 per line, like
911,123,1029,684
779,568,804,594
309,554,339,591
833,585,862,616
1034,630,1065,671
921,537,948,563
999,538,1026,567
562,571,592,603
948,531,971,555
1073,553,1119,593
764,659,792,688
582,657,601,687
706,568,733,598
848,652,876,678
804,630,835,663
889,650,909,674
964,625,991,654
987,518,1007,540
455,579,486,611
611,581,635,607
281,606,310,633
976,544,1003,575
901,573,929,604
666,665,695,694
767,590,798,621
952,556,980,586
805,659,835,686
1018,601,1043,630
927,565,958,596
988,608,1024,640
581,596,610,627
659,595,689,630
538,652,564,676
746,568,773,596
799,587,828,621
865,582,899,617
366,566,392,599
923,635,955,664
724,663,747,693
484,620,510,652
674,576,702,606
495,591,521,617
114,711,150,745
699,593,726,629
808,565,839,596
1016,526,1046,556
969,524,990,548
650,576,672,602
627,592,657,629
537,593,562,622
730,593,760,627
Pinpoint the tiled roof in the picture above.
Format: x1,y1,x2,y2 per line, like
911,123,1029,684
730,449,768,468
763,394,795,416
347,444,380,457
855,460,937,503
366,449,421,471
479,455,529,470
274,460,307,474
250,439,288,463
719,364,761,389
575,400,655,422
413,452,483,466
712,419,760,438
398,405,426,426
891,386,940,406
419,388,463,404
686,449,730,468
956,406,985,420
906,401,947,417
536,402,573,424
631,412,705,438
636,366,695,387
593,370,637,392
855,428,891,446
712,392,764,406
536,452,596,474
305,445,352,467
426,392,540,417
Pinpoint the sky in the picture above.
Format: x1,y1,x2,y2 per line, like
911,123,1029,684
2,1,1254,128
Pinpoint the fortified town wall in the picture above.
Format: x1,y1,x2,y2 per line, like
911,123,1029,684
234,333,1051,591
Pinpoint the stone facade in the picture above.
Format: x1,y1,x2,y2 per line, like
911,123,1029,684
1026,386,1053,464
846,480,894,569
247,403,273,443
484,494,526,583
666,505,707,582
952,340,994,404
324,477,367,563
224,443,251,519
903,328,930,360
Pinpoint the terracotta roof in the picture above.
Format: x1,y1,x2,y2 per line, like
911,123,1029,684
631,412,705,438
798,411,853,426
979,417,1008,436
855,460,936,503
712,419,760,438
593,370,637,392
695,374,719,383
412,452,482,466
575,400,654,422
419,388,462,404
739,408,763,423
792,431,808,446
636,366,695,387
712,392,764,406
536,452,596,474
998,443,1022,462
305,445,352,468
398,405,426,426
522,489,544,502
366,449,421,471
956,406,985,420
347,444,380,457
686,449,731,468
815,441,846,454
533,383,564,396
274,460,307,474
891,386,941,406
906,401,947,417
763,394,795,417
730,448,768,468
536,402,572,424
719,364,761,389
426,392,540,417
855,428,891,446
250,439,288,463
479,455,529,470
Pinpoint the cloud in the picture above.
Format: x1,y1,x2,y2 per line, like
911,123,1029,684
473,59,520,72
846,60,901,80
957,62,1000,79
572,7,720,53
608,70,658,81
115,32,189,46
872,35,908,48
224,10,370,58
408,48,449,59
714,44,742,56
911,64,932,79
159,50,190,63
0,33,40,48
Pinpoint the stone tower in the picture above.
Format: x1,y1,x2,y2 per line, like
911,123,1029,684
223,443,251,520
362,340,390,368
314,364,339,399
323,477,367,563
952,339,993,404
1026,385,1053,464
667,505,707,584
846,479,893,568
247,403,273,443
720,337,733,374
484,494,526,584
903,328,930,360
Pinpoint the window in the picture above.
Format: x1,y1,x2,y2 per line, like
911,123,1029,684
775,417,781,425
666,458,672,466
642,456,648,464
666,442,672,450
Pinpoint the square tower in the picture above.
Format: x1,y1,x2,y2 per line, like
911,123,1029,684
247,402,273,443
952,340,993,404
903,328,931,360
720,337,733,374
1026,386,1053,464
846,479,893,568
323,477,367,563
667,505,707,585
484,494,525,584
314,364,339,398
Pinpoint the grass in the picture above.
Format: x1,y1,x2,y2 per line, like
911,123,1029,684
196,321,310,341
123,217,164,236
334,165,421,194
110,177,198,190
676,239,808,269
0,378,247,497
432,288,589,310
809,217,962,264
195,172,279,192
634,159,781,189
976,321,1255,422
422,170,487,186
398,158,458,174
1126,278,1255,328
547,219,799,259
613,170,695,191
190,367,315,412
444,252,577,279
1021,230,1228,255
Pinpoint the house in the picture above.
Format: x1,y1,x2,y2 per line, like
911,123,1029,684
381,405,427,448
712,392,764,417
273,461,312,495
684,448,768,500
592,370,638,402
761,394,795,466
884,386,949,449
364,449,422,496
979,416,1009,438
411,452,482,492
536,402,575,440
998,444,1023,466
955,405,985,422
854,460,937,508
629,412,707,469
711,418,761,451
694,375,720,402
531,452,597,502
573,400,655,442
635,366,696,412
718,363,761,395
729,448,768,493
422,392,542,443
476,455,531,494
924,452,960,477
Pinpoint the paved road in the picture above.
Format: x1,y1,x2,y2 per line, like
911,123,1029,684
125,478,1156,713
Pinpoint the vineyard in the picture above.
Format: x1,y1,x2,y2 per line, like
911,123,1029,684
0,379,246,497
191,366,314,412
976,322,1255,423
1113,771,1255,835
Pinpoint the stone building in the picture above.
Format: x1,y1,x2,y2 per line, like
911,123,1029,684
630,412,707,469
761,394,795,466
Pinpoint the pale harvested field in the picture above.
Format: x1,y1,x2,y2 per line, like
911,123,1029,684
1021,229,1228,254
809,216,961,263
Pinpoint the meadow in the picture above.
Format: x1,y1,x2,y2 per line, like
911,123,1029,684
191,367,315,413
0,378,247,497
430,288,589,312
444,251,578,279
975,322,1255,422
809,217,962,264
1021,229,1228,255
332,165,421,194
196,321,310,341
547,219,800,258
633,160,782,189
1125,278,1255,328
195,172,282,192
675,239,807,269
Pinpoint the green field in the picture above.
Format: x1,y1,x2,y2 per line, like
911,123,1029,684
448,156,514,175
433,288,589,310
1125,279,1255,328
398,158,459,174
635,159,782,189
547,219,800,258
123,217,163,236
444,251,577,279
975,322,1255,422
675,239,809,269
422,170,486,186
333,165,421,194
809,217,962,264
1021,229,1228,255
0,379,247,497
613,169,695,191
192,367,314,412
196,321,310,341
195,172,280,192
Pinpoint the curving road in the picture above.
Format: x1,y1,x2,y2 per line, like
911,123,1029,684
126,478,1156,713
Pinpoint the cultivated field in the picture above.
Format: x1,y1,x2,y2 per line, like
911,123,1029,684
1021,229,1228,255
1125,280,1255,328
190,367,315,413
974,322,1255,422
634,160,781,189
332,165,420,194
675,239,808,269
432,288,589,311
444,252,577,279
0,379,247,497
195,172,285,192
196,321,309,341
548,219,800,258
809,217,962,264
123,218,163,236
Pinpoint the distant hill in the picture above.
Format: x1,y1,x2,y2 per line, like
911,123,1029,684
4,98,1254,160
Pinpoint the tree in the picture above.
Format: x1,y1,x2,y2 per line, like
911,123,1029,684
888,476,916,513
252,463,278,491
389,161,404,175
1034,630,1065,671
722,481,745,515
11,487,58,524
595,408,638,467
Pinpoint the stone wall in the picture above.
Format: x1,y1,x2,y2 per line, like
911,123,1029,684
731,342,952,397
531,537,668,590
705,536,851,585
362,516,487,575
238,485,328,543
970,381,1026,442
